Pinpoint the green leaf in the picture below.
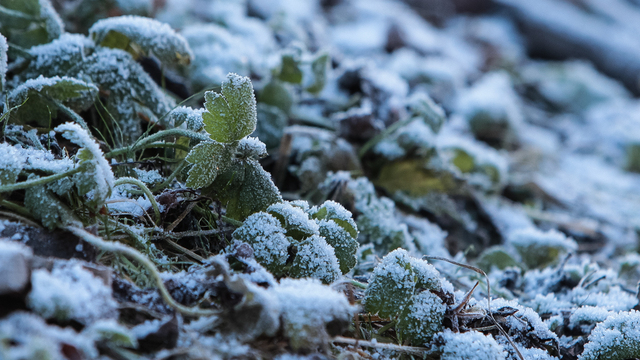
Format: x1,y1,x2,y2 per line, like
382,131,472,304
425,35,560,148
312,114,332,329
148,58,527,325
206,159,282,221
8,76,98,127
375,159,463,197
258,79,294,114
203,73,258,143
25,183,77,230
185,141,229,189
396,290,445,345
279,53,303,84
267,201,318,241
317,220,358,274
0,0,63,48
363,249,416,318
289,235,341,284
89,15,193,66
306,52,329,95
233,212,290,276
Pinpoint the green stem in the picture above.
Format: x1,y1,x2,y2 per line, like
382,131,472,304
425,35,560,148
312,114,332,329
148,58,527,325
114,177,161,224
0,200,32,218
350,279,368,289
65,225,218,317
221,215,243,227
0,166,84,193
105,129,211,158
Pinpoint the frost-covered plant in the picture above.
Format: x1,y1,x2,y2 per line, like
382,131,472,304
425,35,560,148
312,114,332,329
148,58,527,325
363,249,448,344
0,0,63,48
234,200,359,282
435,330,507,360
185,73,282,220
579,310,640,360
455,71,522,148
509,228,577,269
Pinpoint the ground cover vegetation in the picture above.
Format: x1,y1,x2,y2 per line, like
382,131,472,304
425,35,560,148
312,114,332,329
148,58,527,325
1,0,640,359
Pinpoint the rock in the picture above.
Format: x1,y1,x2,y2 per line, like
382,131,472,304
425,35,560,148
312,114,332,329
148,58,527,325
0,239,33,296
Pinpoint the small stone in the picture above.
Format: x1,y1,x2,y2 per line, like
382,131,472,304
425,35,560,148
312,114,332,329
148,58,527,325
0,239,33,295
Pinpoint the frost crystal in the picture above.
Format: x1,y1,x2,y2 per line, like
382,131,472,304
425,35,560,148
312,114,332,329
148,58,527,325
580,310,640,360
438,330,506,360
233,212,290,275
89,15,193,66
27,262,117,324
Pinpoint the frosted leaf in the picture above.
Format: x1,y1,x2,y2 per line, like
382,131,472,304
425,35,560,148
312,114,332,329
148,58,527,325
236,136,268,160
89,15,193,66
410,258,442,293
55,122,115,209
74,48,176,142
580,310,640,360
437,330,506,360
0,143,26,185
407,91,446,133
185,141,230,189
210,159,282,220
267,201,319,240
317,219,358,274
24,33,95,78
8,76,98,127
233,212,290,276
309,200,358,239
455,71,522,148
278,50,303,84
396,290,445,345
305,52,329,94
508,228,578,269
27,262,118,324
363,248,416,317
170,106,204,131
258,79,294,114
0,0,63,48
25,184,77,229
274,278,356,350
203,73,257,143
290,235,341,284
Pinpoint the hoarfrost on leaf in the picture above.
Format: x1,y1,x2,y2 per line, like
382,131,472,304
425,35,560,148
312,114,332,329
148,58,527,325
396,290,445,345
579,310,640,360
290,234,341,284
55,122,115,209
203,73,257,143
233,212,290,276
89,15,193,66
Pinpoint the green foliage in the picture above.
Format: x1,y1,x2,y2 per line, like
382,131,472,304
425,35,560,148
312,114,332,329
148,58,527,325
476,246,520,271
579,310,640,360
268,201,319,240
310,201,359,274
8,76,98,127
289,234,341,284
25,182,77,229
278,52,303,84
0,0,63,48
509,228,577,269
203,73,257,143
185,141,230,189
89,15,192,66
233,212,290,276
258,79,294,114
306,52,329,95
396,290,445,345
363,249,416,318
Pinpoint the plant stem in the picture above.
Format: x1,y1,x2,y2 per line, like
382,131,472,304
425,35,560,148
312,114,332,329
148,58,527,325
65,225,218,317
114,177,161,224
0,166,84,193
105,129,211,158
